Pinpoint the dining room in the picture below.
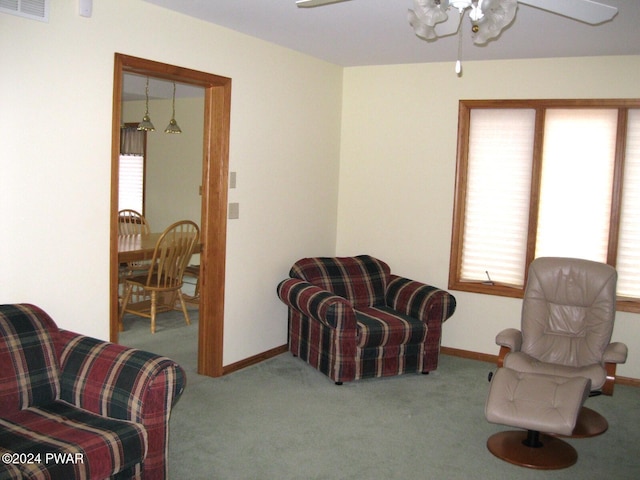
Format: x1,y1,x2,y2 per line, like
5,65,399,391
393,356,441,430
117,72,205,360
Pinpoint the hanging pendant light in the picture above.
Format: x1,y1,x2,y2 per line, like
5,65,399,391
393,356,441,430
137,77,155,132
164,82,182,134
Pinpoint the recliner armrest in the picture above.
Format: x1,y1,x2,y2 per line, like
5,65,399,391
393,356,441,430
603,342,628,364
495,328,522,368
385,275,456,325
277,278,357,330
495,328,522,352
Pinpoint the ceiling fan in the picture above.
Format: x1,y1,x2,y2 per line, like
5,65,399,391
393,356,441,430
296,0,618,45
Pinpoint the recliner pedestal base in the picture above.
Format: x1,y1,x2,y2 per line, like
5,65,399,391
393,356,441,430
487,430,577,470
565,406,608,438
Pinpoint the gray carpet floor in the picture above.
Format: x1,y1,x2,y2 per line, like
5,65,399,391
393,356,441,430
119,311,640,480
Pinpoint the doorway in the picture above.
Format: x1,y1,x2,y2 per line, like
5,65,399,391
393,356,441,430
110,53,231,377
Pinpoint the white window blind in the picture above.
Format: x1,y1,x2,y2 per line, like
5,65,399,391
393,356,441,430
617,109,640,298
535,109,617,262
118,154,144,213
461,109,536,286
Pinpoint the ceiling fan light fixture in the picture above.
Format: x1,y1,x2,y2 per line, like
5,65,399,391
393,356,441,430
409,0,518,44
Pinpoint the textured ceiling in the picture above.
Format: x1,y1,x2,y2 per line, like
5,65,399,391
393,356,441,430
126,0,640,99
142,0,640,66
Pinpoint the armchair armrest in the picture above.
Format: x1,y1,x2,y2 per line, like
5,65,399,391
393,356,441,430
385,275,457,324
385,275,456,373
277,278,357,330
55,330,186,423
603,342,628,364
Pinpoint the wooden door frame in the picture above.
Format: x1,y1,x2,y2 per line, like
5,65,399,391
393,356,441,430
110,53,230,377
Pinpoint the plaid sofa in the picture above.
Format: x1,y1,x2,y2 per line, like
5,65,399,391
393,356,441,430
0,304,185,480
277,255,457,383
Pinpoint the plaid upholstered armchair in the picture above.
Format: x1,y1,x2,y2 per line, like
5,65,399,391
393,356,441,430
0,304,185,480
277,256,457,384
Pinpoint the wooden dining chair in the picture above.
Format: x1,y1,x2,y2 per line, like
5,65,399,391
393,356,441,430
182,264,200,306
117,210,152,303
119,220,200,333
118,209,150,236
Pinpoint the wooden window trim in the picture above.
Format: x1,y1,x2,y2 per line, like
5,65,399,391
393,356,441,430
449,98,640,313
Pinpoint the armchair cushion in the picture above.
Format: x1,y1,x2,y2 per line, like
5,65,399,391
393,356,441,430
0,401,146,480
0,304,60,413
356,307,426,348
290,255,390,308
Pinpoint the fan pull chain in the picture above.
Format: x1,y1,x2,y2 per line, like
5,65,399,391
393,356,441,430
456,11,463,75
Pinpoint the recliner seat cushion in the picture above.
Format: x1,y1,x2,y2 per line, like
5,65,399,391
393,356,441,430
0,400,147,480
356,306,427,348
503,351,607,390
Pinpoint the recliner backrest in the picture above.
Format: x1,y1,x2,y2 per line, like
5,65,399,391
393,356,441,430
290,255,390,308
0,304,60,414
521,257,617,368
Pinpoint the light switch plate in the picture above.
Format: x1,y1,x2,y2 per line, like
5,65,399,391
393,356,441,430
228,202,240,219
229,171,237,189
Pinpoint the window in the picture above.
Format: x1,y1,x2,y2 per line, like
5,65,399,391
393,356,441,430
118,125,146,214
118,154,144,213
449,99,640,312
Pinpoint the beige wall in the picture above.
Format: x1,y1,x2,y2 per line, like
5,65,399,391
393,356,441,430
2,1,638,378
338,56,640,379
0,0,342,366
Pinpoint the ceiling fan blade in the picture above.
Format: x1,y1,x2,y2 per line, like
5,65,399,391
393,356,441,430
519,0,617,25
296,0,353,7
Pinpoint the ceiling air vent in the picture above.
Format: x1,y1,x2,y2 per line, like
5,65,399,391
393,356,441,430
0,0,49,22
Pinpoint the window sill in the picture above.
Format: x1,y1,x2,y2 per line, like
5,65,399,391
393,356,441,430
449,280,640,314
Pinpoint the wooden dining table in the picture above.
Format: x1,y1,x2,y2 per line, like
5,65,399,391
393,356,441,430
118,233,202,263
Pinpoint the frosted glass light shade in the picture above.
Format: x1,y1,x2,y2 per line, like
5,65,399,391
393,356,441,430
472,0,517,44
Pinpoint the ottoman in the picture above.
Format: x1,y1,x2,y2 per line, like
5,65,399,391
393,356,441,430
484,367,591,469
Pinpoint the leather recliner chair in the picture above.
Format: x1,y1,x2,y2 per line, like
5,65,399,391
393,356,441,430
494,257,628,436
